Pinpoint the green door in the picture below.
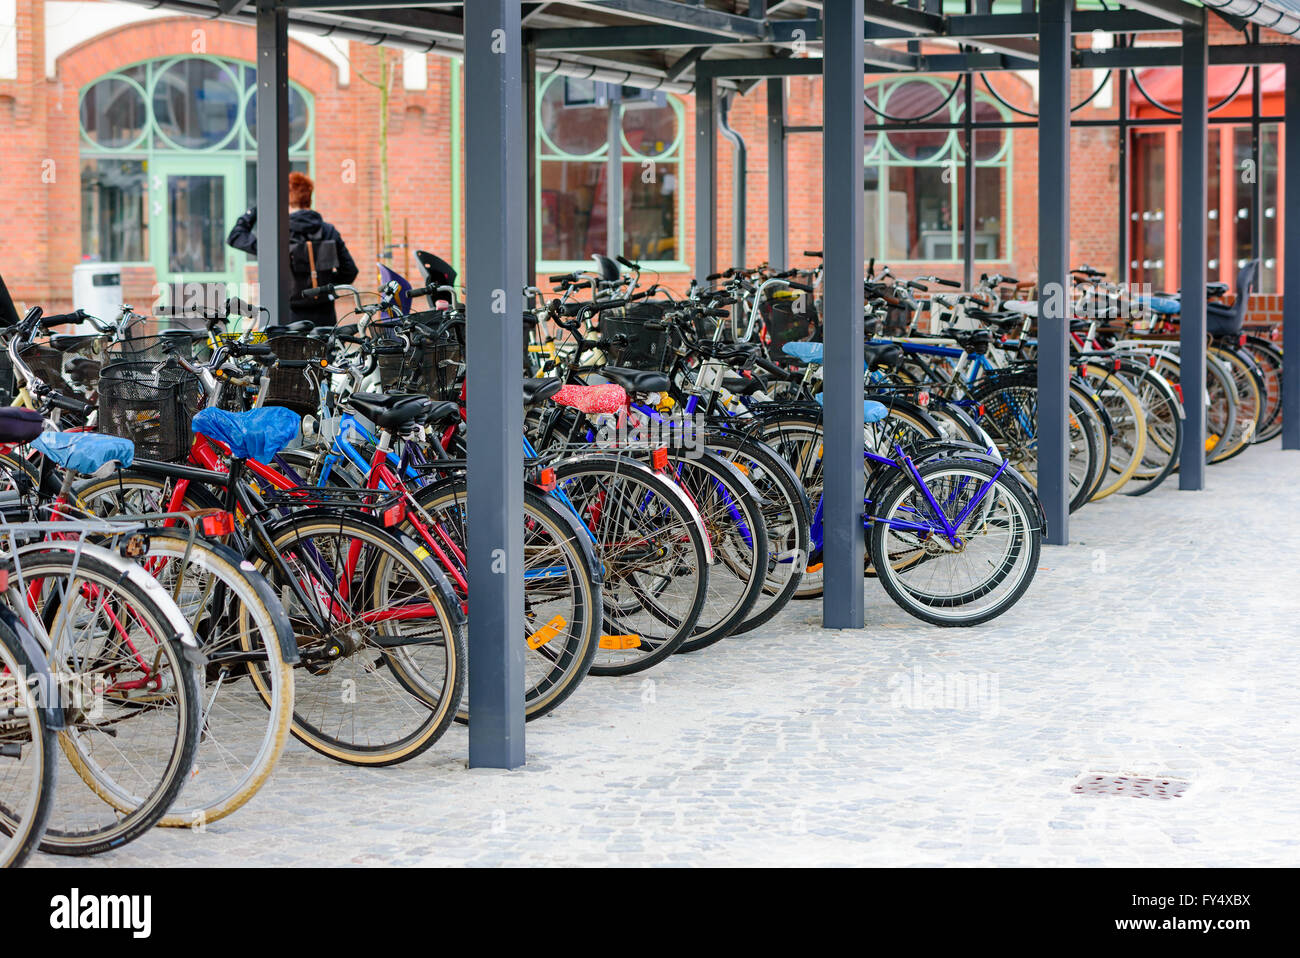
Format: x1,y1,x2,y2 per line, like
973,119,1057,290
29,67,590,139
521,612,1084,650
149,155,245,324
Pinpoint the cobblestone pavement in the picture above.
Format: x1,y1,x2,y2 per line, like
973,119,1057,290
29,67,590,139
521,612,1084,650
35,444,1300,867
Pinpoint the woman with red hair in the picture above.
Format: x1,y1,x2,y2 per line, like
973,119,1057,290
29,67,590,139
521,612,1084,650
227,171,358,325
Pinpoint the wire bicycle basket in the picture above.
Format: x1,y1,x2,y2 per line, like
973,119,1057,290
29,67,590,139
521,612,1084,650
97,360,204,462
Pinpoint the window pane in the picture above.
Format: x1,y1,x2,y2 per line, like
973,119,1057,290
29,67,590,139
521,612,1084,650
540,78,609,156
621,100,677,158
1261,124,1279,294
874,78,959,122
890,165,954,260
952,165,1004,261
1232,126,1253,280
167,173,225,273
80,158,147,262
80,77,147,148
244,158,311,210
540,160,607,261
623,160,678,262
244,85,310,148
152,59,240,149
1130,130,1168,291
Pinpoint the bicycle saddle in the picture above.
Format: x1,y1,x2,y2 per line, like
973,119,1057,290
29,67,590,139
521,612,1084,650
782,341,824,364
813,394,889,424
1136,293,1180,315
600,366,670,395
347,392,458,424
32,431,134,474
722,375,765,396
347,395,440,431
863,342,902,369
942,327,993,354
48,333,101,353
194,406,301,463
0,406,44,443
551,383,627,414
523,377,563,405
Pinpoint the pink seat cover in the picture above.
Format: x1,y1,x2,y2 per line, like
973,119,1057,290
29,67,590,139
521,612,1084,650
551,383,627,414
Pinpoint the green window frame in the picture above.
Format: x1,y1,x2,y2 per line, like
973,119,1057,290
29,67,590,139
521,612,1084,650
864,76,1013,265
79,55,314,266
535,74,688,273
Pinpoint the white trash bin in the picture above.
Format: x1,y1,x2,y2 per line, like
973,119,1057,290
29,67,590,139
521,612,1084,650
72,263,123,332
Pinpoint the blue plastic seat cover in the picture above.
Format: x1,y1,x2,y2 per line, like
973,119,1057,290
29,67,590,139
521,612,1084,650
1137,293,1181,315
782,341,824,364
192,406,301,463
32,432,134,474
813,393,889,424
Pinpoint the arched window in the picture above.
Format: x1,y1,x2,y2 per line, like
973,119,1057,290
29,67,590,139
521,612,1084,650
79,56,313,282
864,77,1012,264
536,75,685,268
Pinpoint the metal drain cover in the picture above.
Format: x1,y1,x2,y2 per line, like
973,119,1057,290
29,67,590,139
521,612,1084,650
1072,773,1189,799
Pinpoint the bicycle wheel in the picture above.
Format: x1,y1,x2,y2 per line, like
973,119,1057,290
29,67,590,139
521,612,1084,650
1122,364,1184,496
552,455,710,675
704,429,810,633
409,482,601,722
1204,354,1239,460
1070,383,1112,504
0,608,57,868
11,548,202,855
252,513,465,766
670,450,768,654
1208,346,1263,462
1243,335,1283,443
1077,363,1147,500
870,458,1041,626
140,532,296,828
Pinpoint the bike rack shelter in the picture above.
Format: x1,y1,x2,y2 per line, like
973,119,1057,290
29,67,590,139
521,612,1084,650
132,0,1300,769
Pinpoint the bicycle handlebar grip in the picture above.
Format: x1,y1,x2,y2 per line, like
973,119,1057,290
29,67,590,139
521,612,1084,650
616,255,640,270
230,342,274,357
40,309,88,327
548,274,572,284
1002,276,1021,285
302,284,335,300
587,299,628,314
907,280,929,292
804,250,823,258
787,281,814,293
406,284,435,299
47,391,94,415
937,278,962,288
225,297,257,318
706,272,724,282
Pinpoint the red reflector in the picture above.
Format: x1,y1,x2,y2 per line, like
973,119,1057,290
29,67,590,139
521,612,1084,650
1149,354,1158,368
1174,383,1185,403
201,512,235,537
382,501,407,527
651,447,669,471
537,467,557,492
0,568,8,592
1114,358,1122,372
916,391,930,406
1239,333,1248,347
977,404,986,418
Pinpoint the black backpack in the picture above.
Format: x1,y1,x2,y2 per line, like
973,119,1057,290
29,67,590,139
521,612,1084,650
289,225,339,286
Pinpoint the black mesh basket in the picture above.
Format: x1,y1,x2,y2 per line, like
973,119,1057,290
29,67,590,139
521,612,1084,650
107,332,196,364
17,345,69,392
98,361,204,462
264,334,327,415
597,303,672,371
377,312,465,401
761,295,821,363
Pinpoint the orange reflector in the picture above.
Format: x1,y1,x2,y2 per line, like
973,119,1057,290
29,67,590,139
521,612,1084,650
806,562,823,574
1206,434,1220,452
599,634,641,650
382,501,407,527
537,467,557,492
201,512,235,537
733,462,750,475
526,615,568,650
651,447,668,471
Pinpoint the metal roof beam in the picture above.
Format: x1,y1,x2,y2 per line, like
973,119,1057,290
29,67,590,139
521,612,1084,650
529,25,740,49
862,0,941,34
561,0,766,38
1116,0,1205,25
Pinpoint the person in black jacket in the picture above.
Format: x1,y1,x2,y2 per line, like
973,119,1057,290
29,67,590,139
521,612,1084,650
227,172,359,326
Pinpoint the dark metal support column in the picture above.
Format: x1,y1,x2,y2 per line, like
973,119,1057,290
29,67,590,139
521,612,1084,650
822,0,866,629
1037,0,1071,544
695,76,717,280
606,85,623,259
1118,44,1130,285
1251,26,1262,274
1282,51,1300,450
525,43,538,279
767,78,788,270
255,0,289,326
962,72,975,290
464,0,525,769
1180,18,1209,489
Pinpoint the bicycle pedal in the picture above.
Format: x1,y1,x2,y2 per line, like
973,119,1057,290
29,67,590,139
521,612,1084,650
599,634,641,650
526,615,568,649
